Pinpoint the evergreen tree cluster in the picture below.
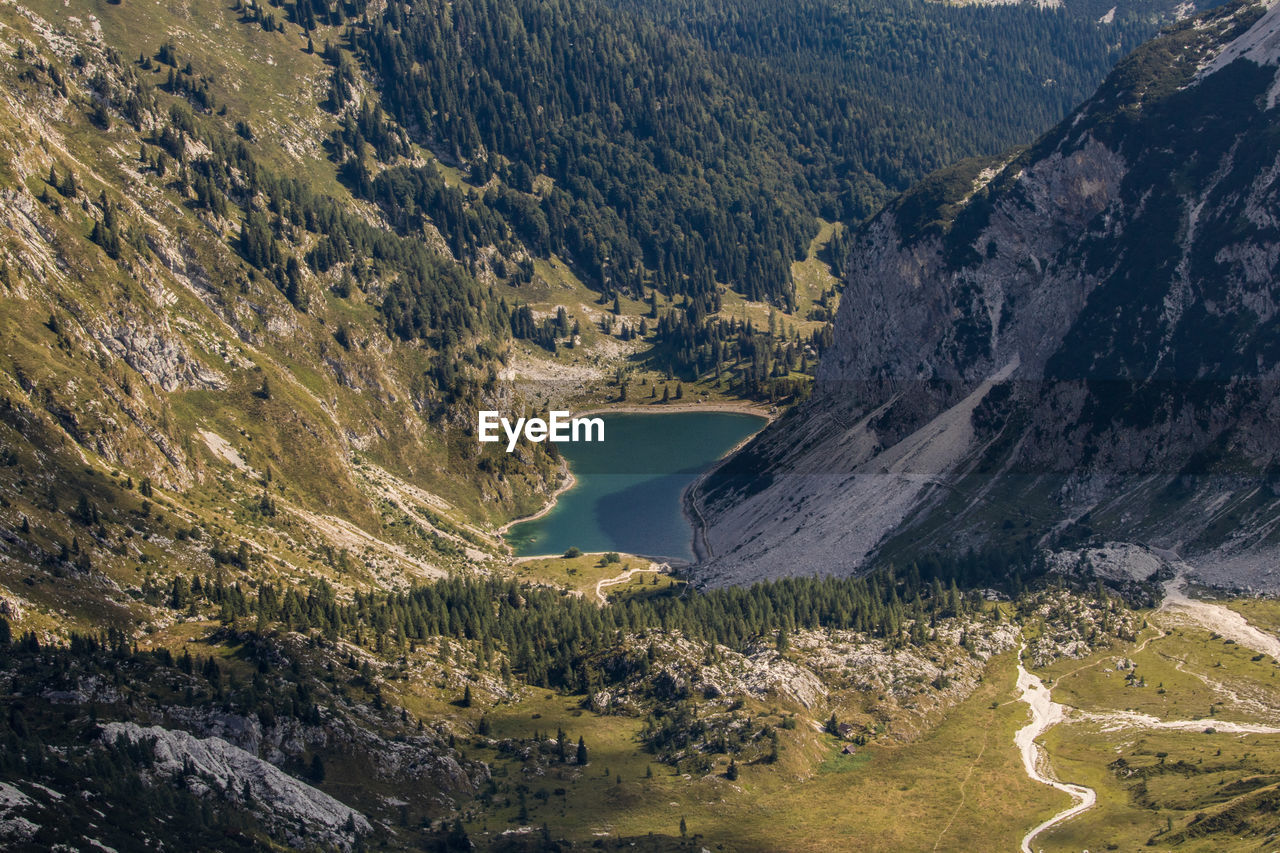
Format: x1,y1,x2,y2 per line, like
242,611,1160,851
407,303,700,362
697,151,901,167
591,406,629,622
648,302,834,400
507,304,569,352
349,0,1171,307
157,552,1035,694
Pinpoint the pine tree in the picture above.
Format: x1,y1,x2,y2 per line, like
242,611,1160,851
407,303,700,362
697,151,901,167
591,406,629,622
576,735,588,766
447,819,469,849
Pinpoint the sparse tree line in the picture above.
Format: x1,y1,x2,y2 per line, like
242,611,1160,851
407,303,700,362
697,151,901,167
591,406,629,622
133,549,1039,696
21,39,514,421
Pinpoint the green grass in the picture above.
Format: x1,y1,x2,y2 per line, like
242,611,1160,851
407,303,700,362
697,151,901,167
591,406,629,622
448,611,1280,851
1040,723,1280,852
600,569,682,602
509,553,659,596
1028,602,1280,851
791,219,844,322
1224,597,1280,635
1040,623,1280,725
445,651,1064,851
816,746,872,774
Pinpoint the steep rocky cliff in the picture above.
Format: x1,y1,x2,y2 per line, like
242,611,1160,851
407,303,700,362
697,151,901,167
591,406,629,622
693,0,1280,590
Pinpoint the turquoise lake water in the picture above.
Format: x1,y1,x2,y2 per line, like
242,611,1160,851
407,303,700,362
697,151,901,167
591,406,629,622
505,411,766,561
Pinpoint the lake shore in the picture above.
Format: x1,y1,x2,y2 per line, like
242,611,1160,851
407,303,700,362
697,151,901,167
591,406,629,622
683,414,772,565
496,463,577,537
497,406,770,560
511,550,691,566
572,400,778,421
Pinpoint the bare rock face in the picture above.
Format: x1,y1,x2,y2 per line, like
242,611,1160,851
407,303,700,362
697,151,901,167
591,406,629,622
0,596,21,621
0,781,38,844
821,137,1125,400
675,634,830,708
695,0,1280,590
96,319,225,392
1044,543,1164,584
163,703,486,799
1021,587,1142,667
101,722,371,851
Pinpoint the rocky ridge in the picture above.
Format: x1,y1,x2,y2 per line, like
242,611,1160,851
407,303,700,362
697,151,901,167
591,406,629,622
102,721,372,851
694,0,1280,591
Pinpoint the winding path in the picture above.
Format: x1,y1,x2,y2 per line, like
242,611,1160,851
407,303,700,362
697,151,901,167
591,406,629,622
595,563,664,604
1015,570,1280,851
931,722,992,851
1159,573,1280,659
1015,646,1097,853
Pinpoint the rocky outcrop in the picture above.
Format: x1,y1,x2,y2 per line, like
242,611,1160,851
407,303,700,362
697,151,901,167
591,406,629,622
590,615,1019,720
101,722,371,851
1043,542,1165,584
611,632,832,709
0,782,38,844
1021,586,1142,667
163,704,485,797
93,319,226,392
695,0,1280,590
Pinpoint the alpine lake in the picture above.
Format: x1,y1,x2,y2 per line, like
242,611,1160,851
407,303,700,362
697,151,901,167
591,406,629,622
505,410,767,562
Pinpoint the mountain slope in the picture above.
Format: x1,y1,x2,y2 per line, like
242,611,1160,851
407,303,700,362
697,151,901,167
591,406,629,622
0,0,583,641
0,0,1206,634
692,0,1280,590
2,0,1279,848
358,0,1188,306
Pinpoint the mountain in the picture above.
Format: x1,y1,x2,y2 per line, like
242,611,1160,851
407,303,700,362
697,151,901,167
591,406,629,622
2,0,1272,847
692,0,1280,591
357,0,1185,306
0,0,1198,638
